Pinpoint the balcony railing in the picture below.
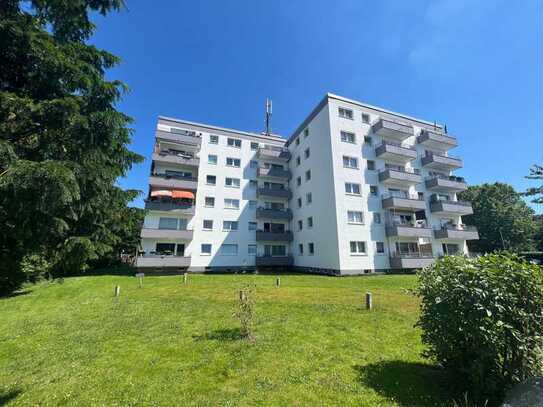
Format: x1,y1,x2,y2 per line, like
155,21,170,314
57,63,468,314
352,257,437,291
256,207,293,220
140,228,194,240
136,255,191,268
155,129,201,148
430,195,472,206
382,192,424,201
417,129,458,148
434,224,479,240
152,151,200,167
257,167,291,179
375,141,417,162
385,222,433,238
378,168,422,184
144,200,195,213
382,192,426,211
255,256,294,267
149,173,198,190
256,230,294,242
372,118,414,140
257,145,291,160
421,152,463,169
257,187,292,199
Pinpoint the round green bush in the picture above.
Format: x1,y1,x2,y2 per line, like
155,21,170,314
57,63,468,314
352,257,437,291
417,253,543,405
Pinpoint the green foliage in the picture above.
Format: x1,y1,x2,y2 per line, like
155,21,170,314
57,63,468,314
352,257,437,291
535,215,543,251
234,284,256,342
417,253,543,405
0,1,143,292
525,164,543,204
19,253,52,282
458,183,537,253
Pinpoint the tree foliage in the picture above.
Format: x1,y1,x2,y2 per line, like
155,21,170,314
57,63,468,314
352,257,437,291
0,0,143,293
458,183,537,253
417,253,543,406
525,164,543,204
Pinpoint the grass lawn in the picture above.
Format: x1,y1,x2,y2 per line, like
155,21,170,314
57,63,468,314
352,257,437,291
0,273,455,406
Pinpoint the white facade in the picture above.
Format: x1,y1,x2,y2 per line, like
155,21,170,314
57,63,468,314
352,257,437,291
137,93,477,274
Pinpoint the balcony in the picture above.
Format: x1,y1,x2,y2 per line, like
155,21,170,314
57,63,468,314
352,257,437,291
155,129,201,149
385,224,433,238
257,187,292,200
136,255,191,269
256,256,294,267
149,174,198,190
382,194,426,211
256,207,293,221
257,146,291,161
257,167,291,180
417,129,458,150
140,228,194,240
375,141,417,163
152,152,200,167
425,175,467,192
421,152,463,171
434,225,479,240
378,168,422,186
256,230,294,242
430,197,474,216
372,118,413,141
144,200,196,214
390,254,435,269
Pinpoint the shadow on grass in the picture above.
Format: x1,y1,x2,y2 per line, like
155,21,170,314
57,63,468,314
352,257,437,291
193,328,242,342
1,289,32,299
0,388,22,405
355,360,454,406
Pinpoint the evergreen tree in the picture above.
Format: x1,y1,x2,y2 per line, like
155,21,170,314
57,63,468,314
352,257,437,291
0,1,143,293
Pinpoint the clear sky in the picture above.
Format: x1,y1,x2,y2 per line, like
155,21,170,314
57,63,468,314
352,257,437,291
90,0,543,213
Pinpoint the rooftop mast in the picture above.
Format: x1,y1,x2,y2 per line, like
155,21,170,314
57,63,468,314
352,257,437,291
265,98,272,136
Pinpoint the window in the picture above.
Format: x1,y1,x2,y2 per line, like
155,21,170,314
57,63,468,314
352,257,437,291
158,217,178,230
226,157,241,167
203,219,213,230
307,217,313,228
225,177,240,188
370,186,378,196
306,193,312,204
209,135,219,144
297,197,302,208
376,242,385,254
343,156,358,169
250,142,259,151
249,180,258,188
208,154,217,165
296,156,301,166
295,137,300,146
224,198,240,209
340,131,356,144
220,244,238,256
155,242,176,255
248,244,257,255
373,213,381,224
308,243,315,255
206,175,216,185
418,192,424,200
367,160,375,170
248,200,257,208
223,221,239,231
348,211,364,224
305,170,311,181
248,222,257,231
250,160,258,168
298,220,303,230
201,244,212,255
299,243,304,255
361,113,370,124
303,128,309,138
227,138,241,148
345,182,361,195
338,107,353,119
205,197,215,207
350,241,367,255
296,176,301,186
304,148,310,159
364,136,372,145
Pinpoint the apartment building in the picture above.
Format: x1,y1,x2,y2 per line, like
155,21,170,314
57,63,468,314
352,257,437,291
137,93,478,274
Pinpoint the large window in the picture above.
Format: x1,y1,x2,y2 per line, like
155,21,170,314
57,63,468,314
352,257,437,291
220,244,238,256
226,157,241,167
208,154,217,165
156,243,184,256
345,182,361,195
209,135,219,144
376,242,385,254
227,138,241,148
201,244,212,255
223,221,238,231
338,107,353,119
205,197,215,207
264,245,287,256
347,211,364,224
248,244,257,255
225,177,240,188
343,156,358,169
350,241,367,255
158,217,187,230
340,131,356,144
224,199,240,209
206,175,216,185
203,219,213,230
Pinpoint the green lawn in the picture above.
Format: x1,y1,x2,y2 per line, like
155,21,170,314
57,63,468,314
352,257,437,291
0,273,455,406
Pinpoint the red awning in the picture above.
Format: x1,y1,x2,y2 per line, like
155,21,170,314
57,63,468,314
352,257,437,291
172,190,195,199
150,189,172,197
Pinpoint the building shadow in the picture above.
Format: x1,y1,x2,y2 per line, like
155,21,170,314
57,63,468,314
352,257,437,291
0,388,22,405
193,327,242,342
354,360,454,406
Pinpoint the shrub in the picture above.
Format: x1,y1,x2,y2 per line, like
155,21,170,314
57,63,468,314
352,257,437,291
234,284,256,342
417,253,543,405
19,253,51,282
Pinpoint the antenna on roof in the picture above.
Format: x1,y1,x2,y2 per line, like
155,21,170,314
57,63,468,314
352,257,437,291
265,98,272,136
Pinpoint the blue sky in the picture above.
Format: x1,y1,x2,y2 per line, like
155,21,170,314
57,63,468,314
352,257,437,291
90,0,543,213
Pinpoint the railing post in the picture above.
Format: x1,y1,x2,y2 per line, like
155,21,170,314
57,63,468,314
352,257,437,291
366,292,373,310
